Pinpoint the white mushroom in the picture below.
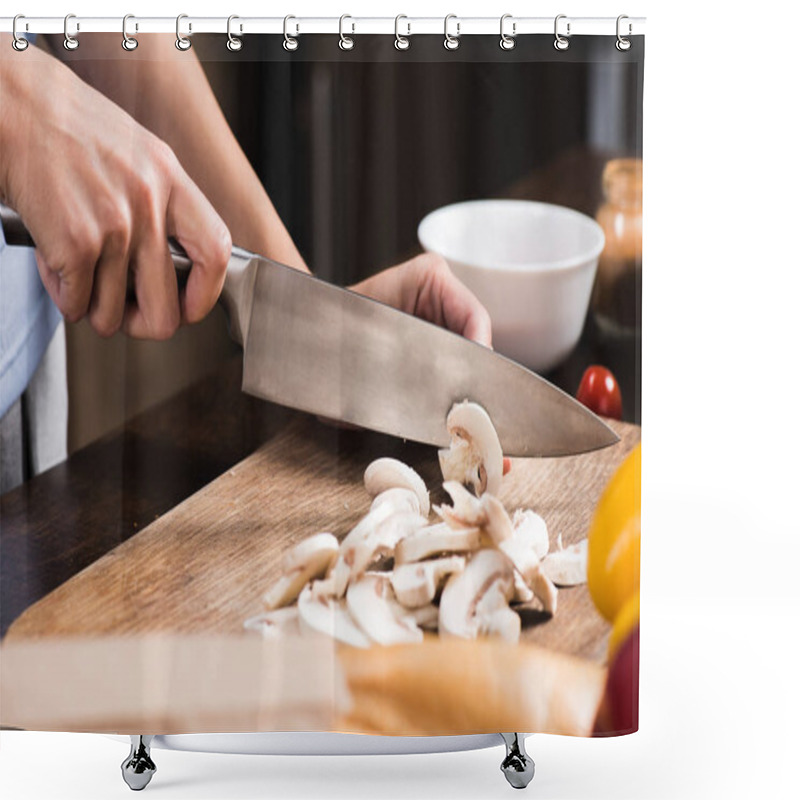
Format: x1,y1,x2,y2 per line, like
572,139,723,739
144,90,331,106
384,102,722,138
370,487,421,516
346,573,424,646
329,503,395,596
407,603,439,631
394,522,481,564
512,572,535,604
438,401,503,497
243,607,301,639
390,555,466,608
438,549,517,640
364,458,430,517
541,539,588,586
498,537,558,616
262,533,340,610
529,569,559,615
512,509,550,560
475,581,522,644
481,494,514,545
297,582,371,648
348,511,428,579
433,481,486,529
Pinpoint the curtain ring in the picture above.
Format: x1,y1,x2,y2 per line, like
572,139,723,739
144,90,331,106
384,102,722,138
283,15,298,51
227,15,242,51
553,14,570,51
616,15,632,51
175,14,191,51
63,14,79,51
12,14,29,51
122,14,138,51
339,14,355,51
394,14,410,51
499,14,516,50
444,14,460,51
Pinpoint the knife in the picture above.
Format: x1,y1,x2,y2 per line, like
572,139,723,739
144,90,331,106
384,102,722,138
1,205,618,457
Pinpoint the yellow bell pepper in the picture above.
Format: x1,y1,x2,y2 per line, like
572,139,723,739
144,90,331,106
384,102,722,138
587,444,641,623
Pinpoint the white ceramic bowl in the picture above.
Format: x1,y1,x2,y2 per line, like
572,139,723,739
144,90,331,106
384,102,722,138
418,200,605,372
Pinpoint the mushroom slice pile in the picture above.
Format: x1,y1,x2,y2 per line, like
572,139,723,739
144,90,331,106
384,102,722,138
408,603,439,631
243,606,301,639
541,539,588,586
262,533,340,610
297,583,371,649
512,509,550,561
349,511,428,579
395,522,481,564
475,581,522,644
438,401,503,497
346,573,424,646
364,458,430,517
434,486,514,547
390,555,466,608
481,494,515,545
439,550,518,642
498,537,558,616
370,487,422,516
329,503,396,596
433,482,487,529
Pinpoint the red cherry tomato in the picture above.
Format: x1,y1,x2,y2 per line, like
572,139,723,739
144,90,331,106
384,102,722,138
576,366,623,420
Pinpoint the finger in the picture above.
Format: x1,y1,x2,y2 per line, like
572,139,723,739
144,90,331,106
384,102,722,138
414,256,493,348
459,303,493,349
122,226,180,340
34,248,95,324
87,233,130,338
166,172,231,325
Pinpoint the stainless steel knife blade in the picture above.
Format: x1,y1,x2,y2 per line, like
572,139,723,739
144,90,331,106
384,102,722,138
0,205,619,457
238,253,618,457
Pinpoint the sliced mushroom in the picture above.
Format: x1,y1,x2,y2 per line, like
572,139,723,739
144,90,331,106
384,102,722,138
329,503,395,596
481,494,514,545
390,555,466,608
541,539,588,586
438,401,503,497
297,582,371,648
346,573,424,646
243,606,301,639
433,481,486,529
394,522,481,564
364,458,430,517
529,569,558,615
349,511,428,580
512,572,535,604
408,603,439,631
498,537,558,616
439,549,516,640
474,579,521,644
262,532,340,610
486,607,522,644
370,487,421,516
512,508,550,561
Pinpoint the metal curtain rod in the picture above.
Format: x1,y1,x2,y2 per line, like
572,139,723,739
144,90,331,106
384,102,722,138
0,15,646,37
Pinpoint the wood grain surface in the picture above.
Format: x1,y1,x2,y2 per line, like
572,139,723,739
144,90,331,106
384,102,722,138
6,417,639,664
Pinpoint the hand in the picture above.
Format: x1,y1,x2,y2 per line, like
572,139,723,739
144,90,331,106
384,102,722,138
349,253,492,347
0,46,231,339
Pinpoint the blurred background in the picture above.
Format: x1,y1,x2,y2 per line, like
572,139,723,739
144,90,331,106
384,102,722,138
67,35,643,452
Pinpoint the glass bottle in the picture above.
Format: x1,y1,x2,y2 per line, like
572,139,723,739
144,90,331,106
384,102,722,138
592,158,642,335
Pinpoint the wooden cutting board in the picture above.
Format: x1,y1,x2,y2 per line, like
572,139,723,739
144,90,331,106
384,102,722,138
6,415,639,663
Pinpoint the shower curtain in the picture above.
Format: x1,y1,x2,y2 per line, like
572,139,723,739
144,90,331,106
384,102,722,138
0,16,643,745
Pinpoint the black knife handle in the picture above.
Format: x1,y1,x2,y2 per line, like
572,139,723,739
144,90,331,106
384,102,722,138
0,203,193,292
